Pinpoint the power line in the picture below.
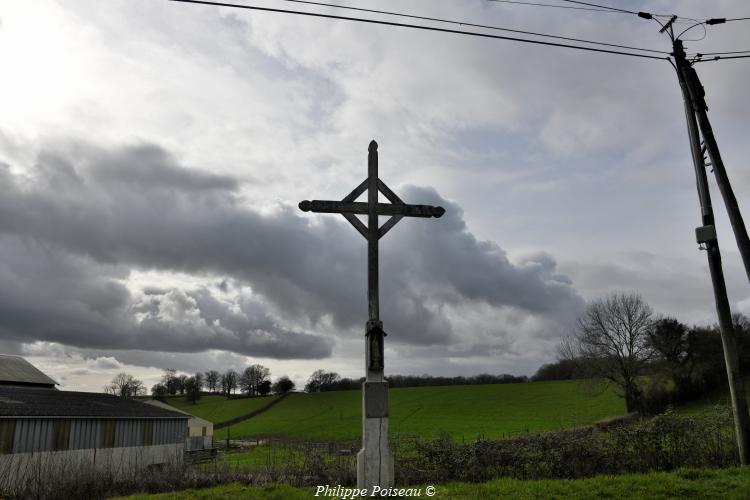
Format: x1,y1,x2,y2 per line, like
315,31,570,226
279,0,669,54
492,0,693,25
487,0,616,13
169,0,669,61
697,49,750,56
676,21,706,42
559,0,634,15
694,54,750,63
707,17,750,25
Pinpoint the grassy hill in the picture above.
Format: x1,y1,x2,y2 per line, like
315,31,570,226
165,394,274,423
166,380,625,440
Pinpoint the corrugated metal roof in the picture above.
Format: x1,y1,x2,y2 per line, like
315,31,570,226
0,387,190,419
0,355,57,386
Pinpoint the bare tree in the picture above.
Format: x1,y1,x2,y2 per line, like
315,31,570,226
176,374,188,395
204,370,220,393
184,376,202,405
221,369,238,399
104,373,146,399
162,368,179,395
563,292,655,412
193,372,204,392
239,364,271,396
305,369,341,392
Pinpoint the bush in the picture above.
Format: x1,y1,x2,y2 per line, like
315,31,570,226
395,407,737,484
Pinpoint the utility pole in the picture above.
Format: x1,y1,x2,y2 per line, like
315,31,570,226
674,39,750,465
678,45,750,287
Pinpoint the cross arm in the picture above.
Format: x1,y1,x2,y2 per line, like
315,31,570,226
298,200,445,218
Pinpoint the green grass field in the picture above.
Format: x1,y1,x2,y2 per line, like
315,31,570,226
165,394,274,423
167,381,625,440
113,466,750,499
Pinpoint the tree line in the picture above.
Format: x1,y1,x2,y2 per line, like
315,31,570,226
149,366,296,403
103,365,296,404
104,366,529,403
532,291,750,414
303,369,527,392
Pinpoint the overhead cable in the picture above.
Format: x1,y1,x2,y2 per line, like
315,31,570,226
492,0,690,25
707,17,750,25
694,54,750,63
279,0,669,54
169,0,669,61
559,0,634,15
696,49,750,56
488,0,615,13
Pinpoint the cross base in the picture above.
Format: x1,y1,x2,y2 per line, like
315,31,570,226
357,411,393,491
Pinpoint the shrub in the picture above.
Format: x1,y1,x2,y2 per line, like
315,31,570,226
395,407,737,484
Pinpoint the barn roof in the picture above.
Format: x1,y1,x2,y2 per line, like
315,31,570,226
0,355,58,387
0,387,189,419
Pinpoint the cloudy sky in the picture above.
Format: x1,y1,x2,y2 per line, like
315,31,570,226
1,0,749,392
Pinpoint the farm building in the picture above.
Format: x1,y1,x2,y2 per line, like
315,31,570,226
0,354,58,389
0,357,189,489
0,387,189,486
144,399,215,455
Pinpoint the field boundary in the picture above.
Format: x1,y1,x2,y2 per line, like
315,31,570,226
214,392,291,429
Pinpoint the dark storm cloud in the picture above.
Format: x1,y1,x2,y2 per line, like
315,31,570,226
0,141,583,355
85,144,239,192
0,234,329,358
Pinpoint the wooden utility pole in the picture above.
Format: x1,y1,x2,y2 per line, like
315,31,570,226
674,39,750,465
299,140,445,489
677,43,750,287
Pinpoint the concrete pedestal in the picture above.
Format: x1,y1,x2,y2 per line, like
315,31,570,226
356,382,393,490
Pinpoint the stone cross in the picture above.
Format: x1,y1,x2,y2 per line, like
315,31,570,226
299,140,444,490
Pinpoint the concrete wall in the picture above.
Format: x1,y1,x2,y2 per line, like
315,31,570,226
186,435,213,451
187,419,213,437
0,443,184,490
